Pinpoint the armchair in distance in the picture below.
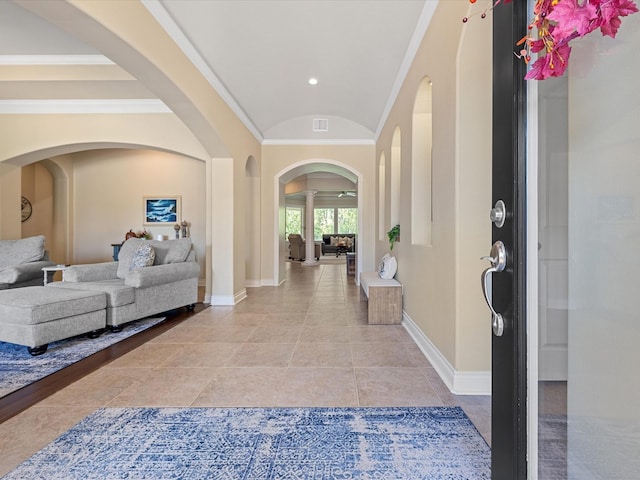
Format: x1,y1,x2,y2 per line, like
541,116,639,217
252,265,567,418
287,234,320,261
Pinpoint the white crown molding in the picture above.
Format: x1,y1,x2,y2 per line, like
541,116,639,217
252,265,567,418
0,55,114,65
262,139,375,146
374,0,439,142
141,0,263,143
0,99,171,114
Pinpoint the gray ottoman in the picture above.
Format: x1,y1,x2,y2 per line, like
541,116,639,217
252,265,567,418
0,286,107,356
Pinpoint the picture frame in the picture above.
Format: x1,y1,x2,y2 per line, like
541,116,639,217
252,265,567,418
143,196,181,225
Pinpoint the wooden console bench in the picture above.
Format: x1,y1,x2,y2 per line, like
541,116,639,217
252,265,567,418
359,271,402,324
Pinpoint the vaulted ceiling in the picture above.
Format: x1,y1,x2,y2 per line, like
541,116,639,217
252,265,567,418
0,0,434,143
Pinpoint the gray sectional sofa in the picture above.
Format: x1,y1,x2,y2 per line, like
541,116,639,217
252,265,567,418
0,237,199,354
0,235,56,289
0,286,107,355
321,233,356,255
48,237,200,331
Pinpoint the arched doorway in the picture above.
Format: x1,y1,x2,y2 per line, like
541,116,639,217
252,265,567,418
21,159,70,266
2,144,209,291
274,160,363,284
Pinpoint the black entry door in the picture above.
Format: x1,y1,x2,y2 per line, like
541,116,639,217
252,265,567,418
490,1,528,479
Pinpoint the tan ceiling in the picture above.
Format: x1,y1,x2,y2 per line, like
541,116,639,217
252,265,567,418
0,0,434,143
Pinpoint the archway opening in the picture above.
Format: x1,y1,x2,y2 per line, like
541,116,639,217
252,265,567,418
275,160,362,284
5,144,207,289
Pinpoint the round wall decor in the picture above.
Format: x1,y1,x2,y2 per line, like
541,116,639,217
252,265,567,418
21,196,32,222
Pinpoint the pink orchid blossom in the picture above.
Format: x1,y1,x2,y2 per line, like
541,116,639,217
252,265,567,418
466,0,638,80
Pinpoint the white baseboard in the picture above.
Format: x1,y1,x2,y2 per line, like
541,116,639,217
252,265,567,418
234,289,248,304
210,289,246,306
453,371,492,395
402,312,491,396
245,280,261,288
209,295,234,305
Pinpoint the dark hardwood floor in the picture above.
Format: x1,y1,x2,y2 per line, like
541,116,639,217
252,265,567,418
0,303,209,424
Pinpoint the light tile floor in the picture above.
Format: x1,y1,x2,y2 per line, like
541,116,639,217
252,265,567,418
0,261,491,476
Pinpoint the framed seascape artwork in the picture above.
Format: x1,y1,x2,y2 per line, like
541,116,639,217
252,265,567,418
143,196,181,225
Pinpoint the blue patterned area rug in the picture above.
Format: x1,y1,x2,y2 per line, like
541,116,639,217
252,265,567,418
0,317,166,398
2,406,490,479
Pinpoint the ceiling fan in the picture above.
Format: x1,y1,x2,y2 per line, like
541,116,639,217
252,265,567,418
338,191,356,197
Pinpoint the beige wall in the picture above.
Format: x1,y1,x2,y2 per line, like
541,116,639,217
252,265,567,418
69,149,207,276
375,0,492,382
0,163,22,239
21,163,54,251
456,4,492,372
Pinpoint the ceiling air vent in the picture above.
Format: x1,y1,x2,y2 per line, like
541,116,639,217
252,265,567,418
313,118,328,132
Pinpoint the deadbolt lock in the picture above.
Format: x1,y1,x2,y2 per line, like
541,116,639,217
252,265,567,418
490,200,506,228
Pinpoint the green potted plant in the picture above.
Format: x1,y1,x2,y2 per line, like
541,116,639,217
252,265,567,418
387,225,400,250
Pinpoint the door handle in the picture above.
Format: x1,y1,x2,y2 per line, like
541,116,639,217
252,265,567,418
481,241,507,336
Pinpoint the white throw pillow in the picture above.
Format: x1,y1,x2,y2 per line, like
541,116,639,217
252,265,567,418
330,236,339,246
129,243,155,271
379,255,397,279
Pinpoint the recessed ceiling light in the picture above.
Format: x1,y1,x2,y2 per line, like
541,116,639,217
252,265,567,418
308,78,318,85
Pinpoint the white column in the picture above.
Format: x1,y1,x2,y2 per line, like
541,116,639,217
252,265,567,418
209,157,239,304
302,190,318,266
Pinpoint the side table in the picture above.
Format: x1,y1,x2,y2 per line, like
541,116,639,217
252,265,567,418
111,242,124,261
42,265,69,285
346,252,356,276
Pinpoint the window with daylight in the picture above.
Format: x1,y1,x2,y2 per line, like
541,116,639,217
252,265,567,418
314,208,334,240
285,207,303,238
337,208,358,234
314,207,358,240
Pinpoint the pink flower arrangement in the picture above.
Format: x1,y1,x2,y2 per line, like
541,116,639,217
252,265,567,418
466,0,638,80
